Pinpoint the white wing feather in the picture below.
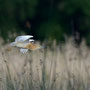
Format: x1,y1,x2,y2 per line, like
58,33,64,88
20,48,28,53
15,35,33,42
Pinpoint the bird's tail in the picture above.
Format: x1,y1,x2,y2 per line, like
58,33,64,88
10,42,16,46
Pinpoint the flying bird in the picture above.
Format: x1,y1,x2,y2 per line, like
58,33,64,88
10,35,43,53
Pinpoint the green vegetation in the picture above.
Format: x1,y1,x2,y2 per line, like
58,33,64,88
0,0,90,43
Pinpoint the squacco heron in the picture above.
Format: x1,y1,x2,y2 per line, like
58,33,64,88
10,35,43,53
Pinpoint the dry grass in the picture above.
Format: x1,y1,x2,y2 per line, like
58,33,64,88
0,38,90,90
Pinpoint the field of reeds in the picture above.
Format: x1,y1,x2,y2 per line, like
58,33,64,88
0,38,90,90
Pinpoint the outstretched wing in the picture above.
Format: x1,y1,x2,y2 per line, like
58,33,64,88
20,48,28,53
15,35,33,42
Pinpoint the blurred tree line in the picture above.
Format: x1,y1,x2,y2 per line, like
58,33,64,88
0,0,90,44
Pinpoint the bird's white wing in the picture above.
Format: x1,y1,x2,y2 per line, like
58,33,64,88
15,35,33,42
20,48,28,53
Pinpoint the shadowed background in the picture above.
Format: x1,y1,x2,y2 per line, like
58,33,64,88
0,0,90,44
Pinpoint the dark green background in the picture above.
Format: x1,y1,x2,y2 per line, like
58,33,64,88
0,0,90,44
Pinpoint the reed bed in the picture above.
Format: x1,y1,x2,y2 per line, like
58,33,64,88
0,38,90,90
